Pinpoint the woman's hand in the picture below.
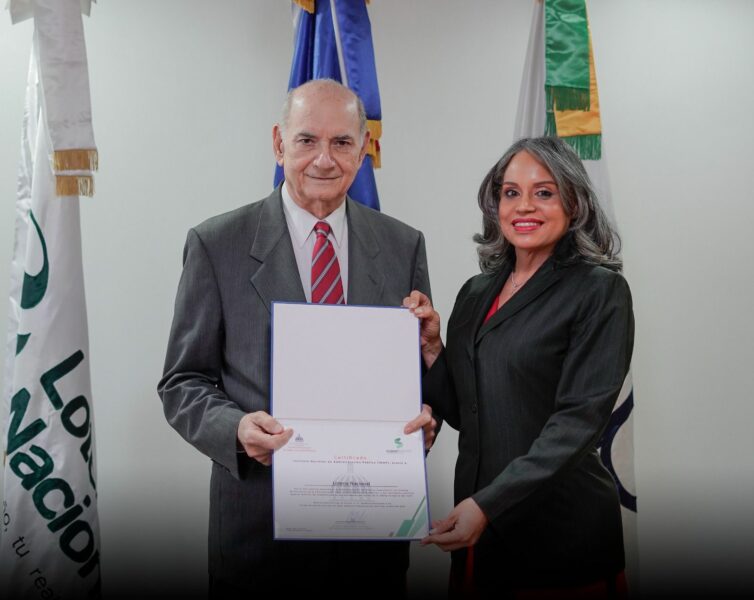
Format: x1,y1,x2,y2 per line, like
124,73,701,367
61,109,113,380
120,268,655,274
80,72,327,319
420,498,489,552
403,290,442,369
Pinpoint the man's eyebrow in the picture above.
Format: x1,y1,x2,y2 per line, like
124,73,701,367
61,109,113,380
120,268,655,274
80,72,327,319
292,132,355,142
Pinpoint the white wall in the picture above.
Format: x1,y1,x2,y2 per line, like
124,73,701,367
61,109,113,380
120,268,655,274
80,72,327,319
1,1,753,597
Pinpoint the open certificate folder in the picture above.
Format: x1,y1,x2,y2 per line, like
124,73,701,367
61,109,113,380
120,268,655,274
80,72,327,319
271,302,430,540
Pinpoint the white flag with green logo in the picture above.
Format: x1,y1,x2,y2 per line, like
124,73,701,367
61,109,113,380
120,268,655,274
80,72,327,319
515,0,638,586
1,1,100,597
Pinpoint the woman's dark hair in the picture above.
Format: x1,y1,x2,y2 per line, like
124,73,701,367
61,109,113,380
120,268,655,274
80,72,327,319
474,136,622,273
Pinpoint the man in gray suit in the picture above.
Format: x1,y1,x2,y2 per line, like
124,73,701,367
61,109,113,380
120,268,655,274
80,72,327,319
158,79,434,597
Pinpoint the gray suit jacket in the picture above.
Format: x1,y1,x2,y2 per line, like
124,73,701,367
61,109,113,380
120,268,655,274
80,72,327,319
158,187,431,589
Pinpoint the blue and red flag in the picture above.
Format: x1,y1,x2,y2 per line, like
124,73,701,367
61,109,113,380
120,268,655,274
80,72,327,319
275,0,383,211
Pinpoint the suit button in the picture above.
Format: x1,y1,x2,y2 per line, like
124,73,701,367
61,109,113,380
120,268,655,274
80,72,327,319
471,404,478,414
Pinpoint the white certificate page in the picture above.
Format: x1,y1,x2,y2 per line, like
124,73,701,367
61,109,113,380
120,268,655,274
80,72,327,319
271,302,429,540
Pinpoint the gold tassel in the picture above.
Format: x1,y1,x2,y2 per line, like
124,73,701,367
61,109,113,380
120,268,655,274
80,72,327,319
293,0,315,13
53,148,98,172
366,119,381,168
56,175,94,197
553,28,601,137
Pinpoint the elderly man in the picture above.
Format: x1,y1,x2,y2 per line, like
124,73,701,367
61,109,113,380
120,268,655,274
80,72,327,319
158,79,434,597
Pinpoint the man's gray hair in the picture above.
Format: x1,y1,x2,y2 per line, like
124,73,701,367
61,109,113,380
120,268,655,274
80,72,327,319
279,79,367,136
474,136,622,274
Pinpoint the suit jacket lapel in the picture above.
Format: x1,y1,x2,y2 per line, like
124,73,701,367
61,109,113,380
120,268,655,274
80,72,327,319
457,271,506,361
475,260,567,344
345,198,384,305
249,188,306,312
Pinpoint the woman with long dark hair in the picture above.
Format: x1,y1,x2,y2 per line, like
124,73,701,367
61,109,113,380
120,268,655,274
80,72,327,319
406,136,634,598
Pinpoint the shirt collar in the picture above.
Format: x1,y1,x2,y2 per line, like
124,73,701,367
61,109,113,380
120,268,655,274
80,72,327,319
281,183,347,249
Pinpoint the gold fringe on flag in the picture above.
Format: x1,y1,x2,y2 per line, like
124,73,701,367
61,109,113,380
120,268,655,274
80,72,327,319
56,175,94,197
366,119,381,168
53,148,98,172
546,28,602,160
553,38,601,138
293,0,315,14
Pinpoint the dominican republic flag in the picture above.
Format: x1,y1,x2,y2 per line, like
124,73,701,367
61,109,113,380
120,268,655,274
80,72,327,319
275,0,383,210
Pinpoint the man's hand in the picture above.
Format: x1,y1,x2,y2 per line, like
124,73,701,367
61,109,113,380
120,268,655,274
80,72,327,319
420,497,488,552
404,403,438,452
402,291,442,369
237,411,293,466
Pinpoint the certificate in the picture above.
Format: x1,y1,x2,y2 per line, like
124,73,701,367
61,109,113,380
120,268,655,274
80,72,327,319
271,302,429,540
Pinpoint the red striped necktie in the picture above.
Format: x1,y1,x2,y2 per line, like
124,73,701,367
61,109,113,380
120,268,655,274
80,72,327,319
311,221,345,305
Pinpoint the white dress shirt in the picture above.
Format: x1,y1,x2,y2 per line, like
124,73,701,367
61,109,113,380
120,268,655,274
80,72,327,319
281,183,349,303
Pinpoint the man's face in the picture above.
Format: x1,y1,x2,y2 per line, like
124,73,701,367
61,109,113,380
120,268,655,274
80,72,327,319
273,87,369,217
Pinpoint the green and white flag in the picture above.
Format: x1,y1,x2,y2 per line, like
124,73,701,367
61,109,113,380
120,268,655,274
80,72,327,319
1,0,100,598
515,0,638,587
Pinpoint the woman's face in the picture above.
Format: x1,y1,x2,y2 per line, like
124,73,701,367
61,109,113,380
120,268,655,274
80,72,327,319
498,151,570,258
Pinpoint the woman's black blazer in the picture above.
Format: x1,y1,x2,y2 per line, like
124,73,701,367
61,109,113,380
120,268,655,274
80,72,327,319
425,246,634,587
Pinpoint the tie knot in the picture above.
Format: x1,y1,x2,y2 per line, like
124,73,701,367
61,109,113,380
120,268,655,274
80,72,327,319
314,221,331,238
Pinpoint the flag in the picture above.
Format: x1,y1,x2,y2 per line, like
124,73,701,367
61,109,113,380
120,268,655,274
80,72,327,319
1,0,100,597
275,0,383,210
514,0,638,583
